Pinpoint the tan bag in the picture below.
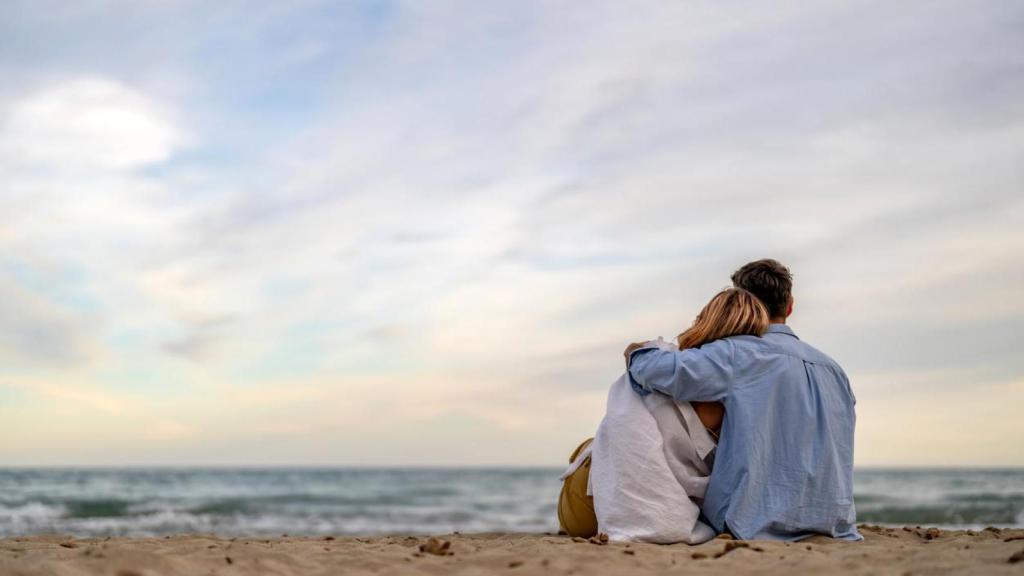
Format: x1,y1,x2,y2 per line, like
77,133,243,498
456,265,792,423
557,437,597,538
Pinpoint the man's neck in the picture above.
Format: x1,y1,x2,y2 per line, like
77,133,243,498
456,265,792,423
769,317,787,324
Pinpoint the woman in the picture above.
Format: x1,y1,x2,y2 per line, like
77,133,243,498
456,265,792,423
558,288,768,543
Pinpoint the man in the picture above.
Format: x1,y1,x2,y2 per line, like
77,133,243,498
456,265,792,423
626,259,860,541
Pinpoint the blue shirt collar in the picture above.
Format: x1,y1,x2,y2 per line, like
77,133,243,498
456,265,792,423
766,323,799,339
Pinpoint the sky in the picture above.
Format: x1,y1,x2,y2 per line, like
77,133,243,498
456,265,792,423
0,0,1022,467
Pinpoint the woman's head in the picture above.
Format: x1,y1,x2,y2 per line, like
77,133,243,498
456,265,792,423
677,288,769,350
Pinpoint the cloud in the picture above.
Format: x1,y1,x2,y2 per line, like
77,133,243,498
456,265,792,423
0,278,98,369
1,379,127,414
0,77,182,171
162,314,237,361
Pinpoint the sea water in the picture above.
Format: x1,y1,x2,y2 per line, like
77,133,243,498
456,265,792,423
0,468,1020,537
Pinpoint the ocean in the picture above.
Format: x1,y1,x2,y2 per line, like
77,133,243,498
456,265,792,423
0,468,1021,538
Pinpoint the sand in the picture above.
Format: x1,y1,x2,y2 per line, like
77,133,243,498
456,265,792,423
2,526,1022,575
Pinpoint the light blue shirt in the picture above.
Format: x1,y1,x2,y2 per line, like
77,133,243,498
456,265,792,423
628,324,861,541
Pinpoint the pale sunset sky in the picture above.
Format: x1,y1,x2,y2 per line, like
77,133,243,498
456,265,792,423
1,1,1022,467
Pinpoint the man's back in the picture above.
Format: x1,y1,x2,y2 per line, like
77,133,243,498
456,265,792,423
629,324,860,541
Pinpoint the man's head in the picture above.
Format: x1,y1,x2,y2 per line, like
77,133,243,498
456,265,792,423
731,259,793,322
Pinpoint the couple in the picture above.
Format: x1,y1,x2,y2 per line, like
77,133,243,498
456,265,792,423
558,259,860,543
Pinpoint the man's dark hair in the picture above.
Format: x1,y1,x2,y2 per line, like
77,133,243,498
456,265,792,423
731,259,793,319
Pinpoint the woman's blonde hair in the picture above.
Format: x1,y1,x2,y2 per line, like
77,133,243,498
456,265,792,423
676,288,770,350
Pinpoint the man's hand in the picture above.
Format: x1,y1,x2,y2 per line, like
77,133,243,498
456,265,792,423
624,341,648,368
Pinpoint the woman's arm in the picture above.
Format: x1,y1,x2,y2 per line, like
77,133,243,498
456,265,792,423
692,401,724,434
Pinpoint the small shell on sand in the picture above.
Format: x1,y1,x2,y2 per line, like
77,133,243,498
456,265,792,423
418,537,453,556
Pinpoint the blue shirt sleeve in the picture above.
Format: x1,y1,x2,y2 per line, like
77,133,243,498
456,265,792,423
627,339,734,402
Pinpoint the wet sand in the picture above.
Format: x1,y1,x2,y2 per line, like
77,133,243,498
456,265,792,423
2,525,1023,575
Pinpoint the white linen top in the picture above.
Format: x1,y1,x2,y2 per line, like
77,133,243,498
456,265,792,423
562,339,717,544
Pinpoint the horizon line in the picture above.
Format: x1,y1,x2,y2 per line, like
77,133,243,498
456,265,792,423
1,464,1022,471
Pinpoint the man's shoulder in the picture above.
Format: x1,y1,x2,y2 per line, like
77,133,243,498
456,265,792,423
787,337,847,375
737,332,846,372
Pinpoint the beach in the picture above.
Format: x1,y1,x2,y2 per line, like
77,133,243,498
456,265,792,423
2,526,1023,576
2,468,1021,574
